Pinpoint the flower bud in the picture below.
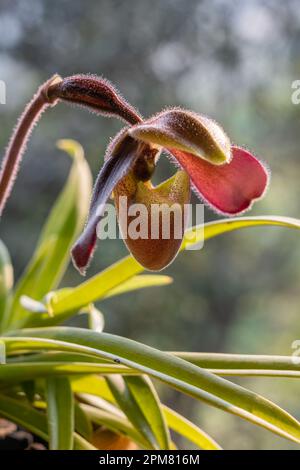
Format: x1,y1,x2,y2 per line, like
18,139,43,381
48,74,142,125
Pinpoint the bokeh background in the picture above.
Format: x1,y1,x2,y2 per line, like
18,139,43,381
1,0,300,449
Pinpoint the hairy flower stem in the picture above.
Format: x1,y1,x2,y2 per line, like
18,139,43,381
0,75,62,216
0,74,141,216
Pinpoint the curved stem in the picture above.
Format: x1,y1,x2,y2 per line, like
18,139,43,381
0,75,61,216
0,73,142,217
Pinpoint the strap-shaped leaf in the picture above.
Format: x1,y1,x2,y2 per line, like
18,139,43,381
81,404,149,449
4,328,300,444
71,375,114,402
72,375,221,450
182,215,300,250
7,140,92,330
0,239,13,332
103,275,173,299
46,376,74,450
0,393,48,440
74,433,97,450
107,375,171,450
106,375,156,449
3,353,300,382
175,352,300,370
74,400,93,441
38,215,300,320
24,274,172,327
7,351,109,364
0,392,94,449
0,361,131,381
164,407,221,450
123,376,171,450
45,255,141,317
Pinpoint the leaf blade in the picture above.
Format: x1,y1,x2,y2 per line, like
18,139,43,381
81,404,149,449
41,215,300,319
107,375,171,450
182,215,300,250
8,140,92,329
0,239,13,332
46,376,74,450
164,406,221,450
71,375,220,450
124,375,171,450
0,393,48,441
5,328,300,444
103,275,173,300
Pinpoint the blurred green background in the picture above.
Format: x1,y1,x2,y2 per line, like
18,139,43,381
1,0,300,449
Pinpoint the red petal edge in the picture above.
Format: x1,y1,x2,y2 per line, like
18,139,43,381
169,146,270,215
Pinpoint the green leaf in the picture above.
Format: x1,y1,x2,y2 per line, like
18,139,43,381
4,352,300,383
71,375,220,450
103,275,173,300
7,140,92,330
107,375,171,450
182,215,300,250
46,376,74,450
172,352,300,378
74,433,97,450
174,352,300,370
5,327,300,444
48,256,142,316
37,215,300,322
0,361,133,382
24,256,142,327
21,380,36,403
71,375,114,403
123,376,171,450
0,393,48,441
78,392,124,417
80,403,150,449
6,349,300,378
7,351,109,364
0,392,95,450
74,400,93,440
0,240,13,332
164,407,221,450
11,349,300,377
24,275,172,328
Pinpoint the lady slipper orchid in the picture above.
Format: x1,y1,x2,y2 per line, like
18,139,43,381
0,74,269,274
71,103,269,274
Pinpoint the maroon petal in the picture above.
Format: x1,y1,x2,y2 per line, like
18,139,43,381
169,146,269,215
71,132,140,274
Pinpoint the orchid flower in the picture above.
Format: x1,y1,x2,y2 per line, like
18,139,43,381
0,75,269,273
69,82,269,273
